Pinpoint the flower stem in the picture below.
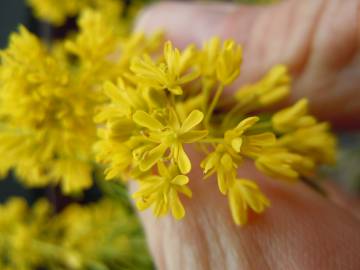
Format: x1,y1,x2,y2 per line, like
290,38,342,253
205,84,224,127
199,137,223,143
300,176,327,197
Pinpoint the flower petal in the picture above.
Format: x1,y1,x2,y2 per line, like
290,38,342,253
157,161,169,178
176,185,192,198
239,179,270,213
168,85,183,95
171,175,189,186
231,137,243,152
180,110,204,133
169,189,185,219
133,110,164,130
139,143,167,171
180,130,208,143
228,184,247,226
234,116,259,134
177,144,191,174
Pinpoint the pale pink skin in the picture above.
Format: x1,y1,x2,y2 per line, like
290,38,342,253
131,1,360,269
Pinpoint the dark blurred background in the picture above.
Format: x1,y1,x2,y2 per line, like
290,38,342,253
0,0,28,48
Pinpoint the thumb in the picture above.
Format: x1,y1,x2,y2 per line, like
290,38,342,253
136,0,360,129
130,158,360,270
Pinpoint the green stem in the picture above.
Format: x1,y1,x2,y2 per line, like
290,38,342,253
247,121,273,134
201,79,215,112
300,176,327,197
199,137,223,143
204,84,224,126
222,102,243,128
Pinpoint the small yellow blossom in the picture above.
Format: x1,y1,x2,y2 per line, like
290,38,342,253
272,99,316,133
201,117,276,195
277,123,336,164
132,109,207,173
198,37,221,80
130,41,199,95
235,65,291,110
224,117,276,157
255,149,315,180
118,31,164,69
228,179,270,226
201,145,238,194
95,139,134,180
133,162,192,219
272,99,336,164
216,40,242,85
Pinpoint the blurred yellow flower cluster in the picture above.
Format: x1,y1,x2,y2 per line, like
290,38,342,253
96,37,336,225
0,9,162,194
0,197,152,270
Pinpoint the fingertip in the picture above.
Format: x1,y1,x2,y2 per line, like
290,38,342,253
134,2,167,32
135,1,237,47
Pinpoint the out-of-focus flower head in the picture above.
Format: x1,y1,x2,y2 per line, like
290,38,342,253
0,197,152,269
0,9,163,194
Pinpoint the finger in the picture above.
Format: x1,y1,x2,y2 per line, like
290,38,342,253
130,156,360,270
136,0,360,129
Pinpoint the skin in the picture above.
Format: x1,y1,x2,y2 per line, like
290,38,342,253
132,1,360,269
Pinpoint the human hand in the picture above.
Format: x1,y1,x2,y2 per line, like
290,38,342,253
133,1,360,269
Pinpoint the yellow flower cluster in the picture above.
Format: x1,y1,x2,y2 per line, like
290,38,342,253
96,38,336,225
0,197,152,270
0,10,162,193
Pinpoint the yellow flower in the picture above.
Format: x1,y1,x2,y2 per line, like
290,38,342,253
224,117,275,157
278,123,337,164
224,117,276,157
95,134,134,180
235,65,291,111
198,37,221,79
118,31,164,69
133,162,192,219
130,41,199,95
216,40,242,85
132,109,208,173
228,179,270,226
95,79,149,123
255,149,315,180
272,98,316,133
272,99,336,164
201,117,276,195
201,144,238,194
